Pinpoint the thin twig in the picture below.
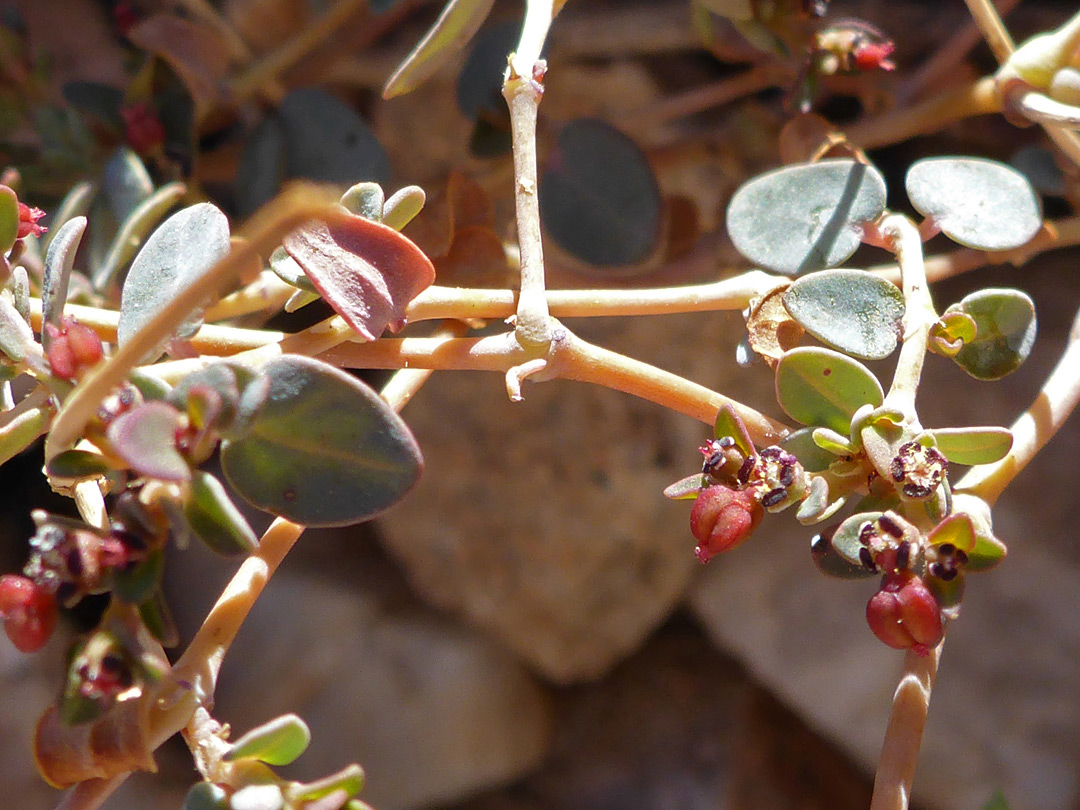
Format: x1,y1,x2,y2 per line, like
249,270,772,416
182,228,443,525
881,215,935,413
962,0,1015,63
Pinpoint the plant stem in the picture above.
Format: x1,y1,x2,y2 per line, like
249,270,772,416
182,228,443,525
204,271,295,322
881,215,934,413
377,320,469,411
869,644,943,810
956,303,1080,505
962,0,1015,62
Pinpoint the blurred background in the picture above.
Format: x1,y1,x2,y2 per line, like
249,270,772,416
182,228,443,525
2,1,1080,809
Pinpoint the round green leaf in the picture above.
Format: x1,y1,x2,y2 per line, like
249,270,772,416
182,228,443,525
224,714,311,766
948,288,1036,380
782,269,904,360
0,185,18,253
726,159,887,275
184,471,259,556
106,401,190,482
221,356,423,527
829,511,883,566
0,290,35,363
539,119,662,267
775,347,884,434
382,186,426,231
779,427,837,472
118,203,230,352
340,182,385,221
905,158,1042,250
713,403,755,457
929,426,1012,465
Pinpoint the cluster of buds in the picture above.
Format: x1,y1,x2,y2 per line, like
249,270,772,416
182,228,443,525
45,317,104,381
17,201,47,240
812,19,896,74
0,574,57,653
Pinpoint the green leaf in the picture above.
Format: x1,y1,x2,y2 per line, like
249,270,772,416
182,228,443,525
663,473,705,500
811,527,876,579
182,782,229,810
811,427,853,455
539,119,662,267
926,513,977,552
183,471,258,555
382,0,496,99
0,184,18,254
796,475,830,523
221,356,423,527
779,427,837,473
106,401,190,482
102,148,154,223
929,426,1012,465
224,714,311,766
775,347,884,434
111,548,164,604
906,158,1042,250
41,217,88,349
288,764,365,803
948,288,1037,380
340,182,384,221
40,182,93,256
782,269,904,360
726,159,887,275
118,203,231,353
927,570,965,610
929,310,977,357
46,449,114,479
0,290,36,362
268,247,318,294
829,511,883,566
981,789,1014,810
713,403,755,457
93,180,187,291
139,590,179,647
283,214,436,342
382,186,426,231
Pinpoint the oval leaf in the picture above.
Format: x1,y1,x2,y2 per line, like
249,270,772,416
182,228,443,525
726,159,887,275
224,714,311,766
779,427,836,472
0,290,35,362
663,473,706,500
782,269,904,360
182,782,229,810
284,215,435,341
106,401,190,482
829,511,883,566
929,426,1012,465
775,347,884,434
540,119,662,267
0,185,17,253
811,527,876,579
41,217,88,348
713,403,755,457
220,356,423,526
906,157,1042,250
289,765,365,803
46,449,114,479
184,471,258,555
118,203,231,352
382,0,496,99
926,512,977,553
948,288,1037,380
93,180,187,291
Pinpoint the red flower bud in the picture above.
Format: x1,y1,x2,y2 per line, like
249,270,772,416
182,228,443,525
852,41,896,72
0,574,57,653
689,485,763,563
46,318,104,381
866,573,943,654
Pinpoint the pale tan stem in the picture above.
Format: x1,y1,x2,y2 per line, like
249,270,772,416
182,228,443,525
956,304,1080,505
881,215,934,413
869,645,942,810
962,0,1015,62
377,321,469,411
203,272,295,322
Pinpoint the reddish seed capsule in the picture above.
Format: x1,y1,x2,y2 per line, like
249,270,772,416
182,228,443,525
16,202,47,239
45,319,104,381
0,574,57,653
865,573,943,654
689,485,764,563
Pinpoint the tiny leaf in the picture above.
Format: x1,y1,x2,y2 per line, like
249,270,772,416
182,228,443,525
779,427,836,472
775,347,884,434
288,765,365,803
811,528,876,579
224,714,311,766
948,288,1037,380
382,186,426,231
929,426,1012,465
106,401,190,482
382,0,496,99
269,247,318,294
782,269,904,360
221,356,423,526
118,203,230,353
340,183,384,221
0,290,35,362
182,782,229,810
713,403,756,457
829,511,883,566
284,215,436,341
929,310,977,357
926,513,977,553
796,476,830,523
183,471,258,555
111,548,164,604
0,185,17,253
906,158,1042,250
663,473,705,500
46,450,114,479
41,217,88,348
726,159,887,274
540,119,662,267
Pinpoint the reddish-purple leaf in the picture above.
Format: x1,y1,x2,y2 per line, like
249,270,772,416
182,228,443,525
284,216,436,341
106,401,190,482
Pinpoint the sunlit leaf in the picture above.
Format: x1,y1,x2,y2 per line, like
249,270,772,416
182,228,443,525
382,186,426,231
93,181,187,291
41,218,87,348
340,183,384,221
106,401,190,482
382,0,497,99
229,783,285,810
118,203,230,353
269,247,318,294
224,714,311,766
0,291,35,362
726,159,887,275
947,288,1036,380
663,473,706,500
906,158,1042,250
284,215,436,341
221,356,423,526
184,471,258,556
929,310,977,357
540,119,662,267
779,427,836,472
775,347,884,434
811,527,876,578
0,185,18,253
288,764,365,803
782,269,904,360
929,426,1012,465
713,403,756,456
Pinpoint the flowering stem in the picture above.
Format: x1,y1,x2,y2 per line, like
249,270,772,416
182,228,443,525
880,215,935,414
869,644,943,810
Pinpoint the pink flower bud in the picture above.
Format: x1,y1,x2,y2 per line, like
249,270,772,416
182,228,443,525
0,574,57,653
689,485,763,563
46,318,104,381
17,202,47,239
